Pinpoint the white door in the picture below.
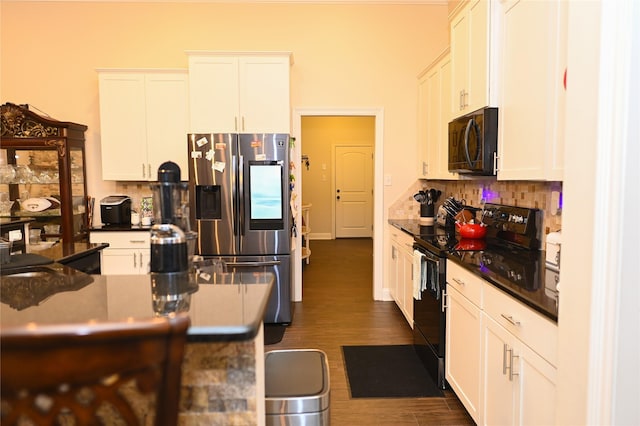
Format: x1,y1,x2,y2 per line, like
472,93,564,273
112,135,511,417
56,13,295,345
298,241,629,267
334,145,373,238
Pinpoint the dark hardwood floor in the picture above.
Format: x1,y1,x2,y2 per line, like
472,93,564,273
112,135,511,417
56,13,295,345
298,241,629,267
267,238,475,425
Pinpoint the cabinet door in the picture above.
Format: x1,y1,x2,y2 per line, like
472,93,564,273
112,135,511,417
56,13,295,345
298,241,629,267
450,0,490,116
145,72,189,179
451,8,469,116
389,243,400,304
400,246,414,326
419,53,453,179
417,70,429,177
102,249,145,275
517,342,557,425
497,0,567,180
446,285,482,423
481,314,517,426
98,73,148,180
188,55,240,133
466,0,490,113
239,56,291,133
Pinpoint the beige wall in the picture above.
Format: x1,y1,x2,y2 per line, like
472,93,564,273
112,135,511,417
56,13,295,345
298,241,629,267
301,115,375,238
0,1,448,215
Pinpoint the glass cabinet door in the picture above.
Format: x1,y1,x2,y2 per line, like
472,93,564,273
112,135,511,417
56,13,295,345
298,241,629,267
0,143,87,243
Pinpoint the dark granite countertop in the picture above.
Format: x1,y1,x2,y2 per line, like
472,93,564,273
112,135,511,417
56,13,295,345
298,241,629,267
91,224,152,232
389,219,558,322
0,267,274,342
31,242,109,264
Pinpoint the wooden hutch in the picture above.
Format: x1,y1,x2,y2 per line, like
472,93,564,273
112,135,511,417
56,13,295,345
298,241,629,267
0,103,89,243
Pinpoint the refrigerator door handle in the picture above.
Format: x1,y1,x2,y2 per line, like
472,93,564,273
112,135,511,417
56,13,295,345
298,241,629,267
238,154,245,236
225,260,282,267
232,154,239,237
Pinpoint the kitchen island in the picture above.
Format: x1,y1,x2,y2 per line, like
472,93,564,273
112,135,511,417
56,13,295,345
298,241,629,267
0,267,274,425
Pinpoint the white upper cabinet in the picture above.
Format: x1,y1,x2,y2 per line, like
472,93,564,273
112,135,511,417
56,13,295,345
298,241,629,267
98,70,189,181
188,52,292,134
417,49,457,179
496,0,567,181
450,0,494,117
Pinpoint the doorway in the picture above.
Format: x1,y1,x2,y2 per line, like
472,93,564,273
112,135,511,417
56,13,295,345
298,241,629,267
291,108,384,302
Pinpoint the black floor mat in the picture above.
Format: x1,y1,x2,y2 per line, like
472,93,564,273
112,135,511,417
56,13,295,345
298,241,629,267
342,345,443,398
264,324,287,345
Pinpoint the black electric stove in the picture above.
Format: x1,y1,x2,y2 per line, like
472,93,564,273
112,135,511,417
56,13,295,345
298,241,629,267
392,203,558,321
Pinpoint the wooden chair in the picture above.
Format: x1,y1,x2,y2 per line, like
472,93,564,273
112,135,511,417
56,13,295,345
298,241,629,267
0,314,190,425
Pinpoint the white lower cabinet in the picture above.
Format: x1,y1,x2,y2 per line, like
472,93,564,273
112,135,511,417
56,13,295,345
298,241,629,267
90,231,150,275
446,261,484,423
446,260,558,425
481,282,557,425
389,227,414,327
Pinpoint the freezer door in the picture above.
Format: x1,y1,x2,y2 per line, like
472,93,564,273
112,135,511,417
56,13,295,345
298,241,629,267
238,134,291,255
206,255,292,325
188,133,238,255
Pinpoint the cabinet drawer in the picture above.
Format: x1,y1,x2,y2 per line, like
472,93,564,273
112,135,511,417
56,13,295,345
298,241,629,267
390,228,414,253
483,282,558,366
90,231,150,249
446,260,483,307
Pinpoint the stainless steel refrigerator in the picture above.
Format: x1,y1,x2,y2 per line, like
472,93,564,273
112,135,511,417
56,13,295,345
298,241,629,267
187,133,292,324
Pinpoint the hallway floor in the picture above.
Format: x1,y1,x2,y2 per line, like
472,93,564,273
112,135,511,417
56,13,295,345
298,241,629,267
267,238,475,425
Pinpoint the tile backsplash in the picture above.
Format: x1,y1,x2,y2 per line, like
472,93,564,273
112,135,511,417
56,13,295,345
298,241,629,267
390,179,563,242
114,182,154,214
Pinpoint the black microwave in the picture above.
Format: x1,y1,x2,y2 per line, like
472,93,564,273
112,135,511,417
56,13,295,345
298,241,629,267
448,107,498,175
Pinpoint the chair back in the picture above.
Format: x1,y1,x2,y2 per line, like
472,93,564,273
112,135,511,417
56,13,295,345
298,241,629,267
1,314,190,425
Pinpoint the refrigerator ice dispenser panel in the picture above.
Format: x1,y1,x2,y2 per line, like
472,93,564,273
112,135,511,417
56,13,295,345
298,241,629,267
195,185,222,220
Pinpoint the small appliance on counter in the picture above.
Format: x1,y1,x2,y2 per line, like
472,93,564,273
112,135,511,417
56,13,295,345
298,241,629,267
100,195,131,226
545,231,562,269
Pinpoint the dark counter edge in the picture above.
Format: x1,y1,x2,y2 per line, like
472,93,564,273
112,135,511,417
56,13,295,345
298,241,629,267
180,277,273,343
91,225,152,232
389,219,558,323
55,243,109,264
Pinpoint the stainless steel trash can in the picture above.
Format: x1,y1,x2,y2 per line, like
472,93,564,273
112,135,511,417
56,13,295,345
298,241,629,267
265,349,330,426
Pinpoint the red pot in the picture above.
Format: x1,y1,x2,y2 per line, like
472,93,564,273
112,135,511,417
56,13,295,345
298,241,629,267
456,223,487,239
455,238,487,251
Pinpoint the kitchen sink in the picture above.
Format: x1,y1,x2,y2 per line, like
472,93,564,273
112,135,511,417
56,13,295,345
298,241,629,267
1,265,94,310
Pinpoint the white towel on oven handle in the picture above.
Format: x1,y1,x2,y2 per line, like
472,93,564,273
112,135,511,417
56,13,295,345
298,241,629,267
413,249,426,300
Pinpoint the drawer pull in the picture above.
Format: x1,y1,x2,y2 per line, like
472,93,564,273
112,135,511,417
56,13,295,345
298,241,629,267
502,343,508,375
129,240,147,244
452,277,465,286
509,351,519,381
501,314,521,326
